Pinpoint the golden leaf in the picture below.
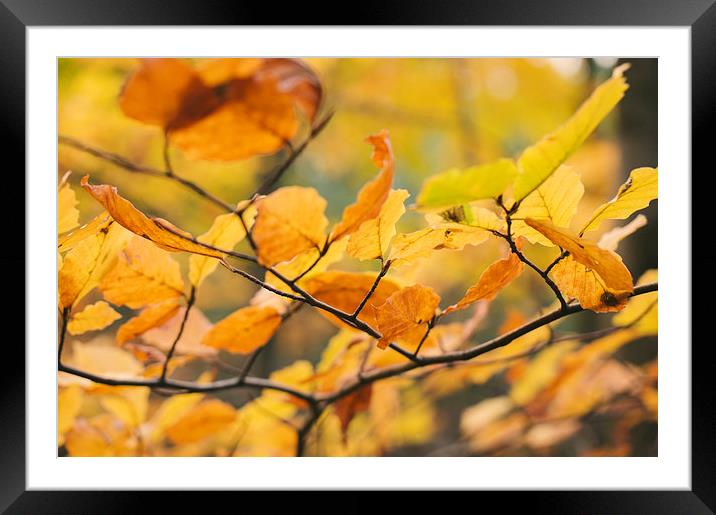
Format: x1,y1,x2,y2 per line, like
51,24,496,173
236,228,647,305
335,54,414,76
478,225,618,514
252,186,328,266
202,305,282,354
331,130,395,241
165,399,237,445
67,301,122,335
58,174,80,234
376,284,441,349
612,269,657,334
511,165,585,246
444,252,524,314
58,385,84,446
346,189,409,261
69,341,144,380
597,214,647,251
580,167,658,234
100,236,185,309
141,306,218,357
513,64,630,202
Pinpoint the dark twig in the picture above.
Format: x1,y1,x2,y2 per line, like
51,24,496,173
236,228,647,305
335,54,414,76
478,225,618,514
160,286,196,381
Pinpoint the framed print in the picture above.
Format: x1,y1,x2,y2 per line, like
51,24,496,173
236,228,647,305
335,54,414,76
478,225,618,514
1,0,711,512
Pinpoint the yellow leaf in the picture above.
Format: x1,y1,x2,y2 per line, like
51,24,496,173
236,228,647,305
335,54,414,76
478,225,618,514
376,284,441,349
597,214,647,251
304,271,402,330
58,221,131,309
613,269,657,334
58,211,112,253
116,299,182,345
189,208,249,286
149,392,205,444
81,175,224,257
252,186,328,266
69,341,143,379
67,301,122,335
509,340,577,405
99,386,150,429
417,158,517,208
513,64,630,202
65,414,137,456
346,189,409,261
58,385,84,445
164,399,236,445
100,236,185,309
512,165,584,246
444,252,524,314
331,130,395,241
525,218,633,310
580,167,658,234
58,175,80,234
202,305,282,354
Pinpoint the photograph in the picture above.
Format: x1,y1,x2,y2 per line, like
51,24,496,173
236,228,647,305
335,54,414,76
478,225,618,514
55,56,659,458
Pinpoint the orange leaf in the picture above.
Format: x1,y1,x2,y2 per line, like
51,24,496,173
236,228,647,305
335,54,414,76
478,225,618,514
444,252,524,314
376,284,441,349
202,306,282,354
81,176,224,258
116,299,182,345
331,130,395,241
164,399,236,445
304,271,402,330
252,186,328,266
141,306,217,358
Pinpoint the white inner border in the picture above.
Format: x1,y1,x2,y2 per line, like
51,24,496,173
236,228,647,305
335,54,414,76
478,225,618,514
28,27,690,490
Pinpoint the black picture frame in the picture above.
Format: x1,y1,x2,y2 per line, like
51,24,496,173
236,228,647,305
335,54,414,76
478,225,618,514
1,1,709,512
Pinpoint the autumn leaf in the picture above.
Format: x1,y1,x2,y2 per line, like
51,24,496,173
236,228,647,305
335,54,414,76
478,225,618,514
305,271,402,330
100,236,185,309
417,159,517,208
376,284,441,349
81,176,225,258
612,269,657,334
120,58,322,161
444,252,524,314
512,64,630,203
58,172,80,234
58,221,131,308
189,208,250,287
141,306,218,358
58,211,113,254
346,189,409,261
331,130,395,241
58,385,84,446
69,341,144,380
511,165,585,246
165,399,237,444
252,186,328,266
202,305,282,354
334,385,372,438
525,218,634,312
580,167,658,234
116,299,182,345
67,301,122,335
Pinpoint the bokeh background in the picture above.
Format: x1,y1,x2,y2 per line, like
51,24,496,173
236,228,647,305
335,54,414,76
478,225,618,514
58,58,657,456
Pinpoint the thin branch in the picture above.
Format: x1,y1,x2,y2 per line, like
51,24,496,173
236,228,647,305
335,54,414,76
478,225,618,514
238,346,265,383
351,260,391,318
160,286,196,381
296,403,325,457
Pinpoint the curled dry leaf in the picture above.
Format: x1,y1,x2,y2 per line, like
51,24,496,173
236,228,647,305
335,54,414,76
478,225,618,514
252,186,328,266
444,252,524,314
81,176,225,258
525,218,633,312
331,130,395,241
202,305,282,354
376,284,441,349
